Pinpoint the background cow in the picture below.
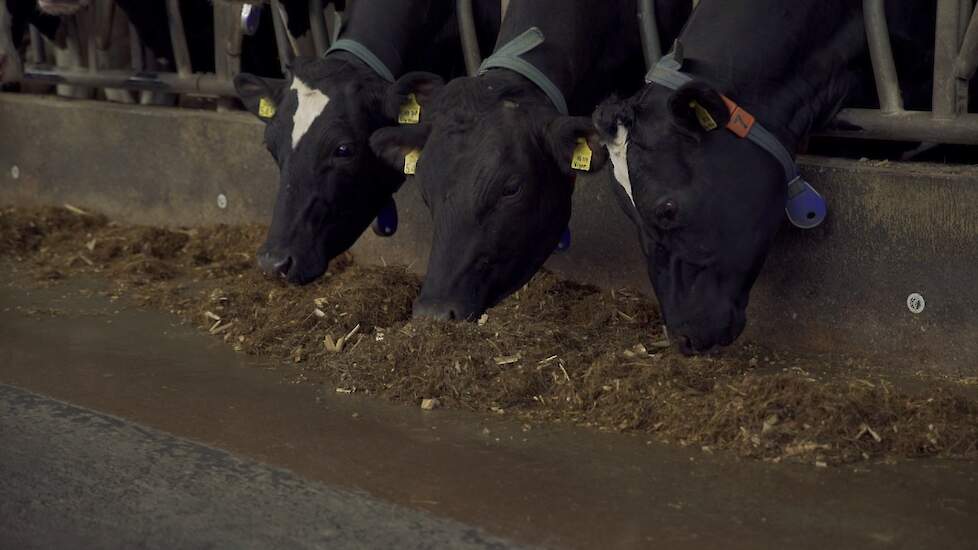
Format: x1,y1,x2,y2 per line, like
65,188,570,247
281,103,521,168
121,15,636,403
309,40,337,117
370,0,691,321
592,0,951,354
235,0,501,285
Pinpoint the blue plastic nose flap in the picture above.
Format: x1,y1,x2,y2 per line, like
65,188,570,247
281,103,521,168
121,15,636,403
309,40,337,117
372,199,398,237
556,228,571,252
785,176,827,229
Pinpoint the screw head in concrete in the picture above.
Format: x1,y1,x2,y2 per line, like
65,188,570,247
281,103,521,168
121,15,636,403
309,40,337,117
907,293,925,314
217,194,228,209
10,165,19,179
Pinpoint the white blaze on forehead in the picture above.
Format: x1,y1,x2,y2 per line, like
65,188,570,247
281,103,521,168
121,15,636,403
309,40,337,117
607,125,635,206
290,77,330,149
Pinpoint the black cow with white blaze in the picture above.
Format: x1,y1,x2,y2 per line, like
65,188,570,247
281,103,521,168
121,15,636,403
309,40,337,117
236,0,499,284
592,0,912,354
371,0,690,321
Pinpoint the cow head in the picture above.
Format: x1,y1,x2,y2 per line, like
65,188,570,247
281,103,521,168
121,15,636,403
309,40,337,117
37,0,90,16
235,56,401,284
371,72,607,320
594,82,788,354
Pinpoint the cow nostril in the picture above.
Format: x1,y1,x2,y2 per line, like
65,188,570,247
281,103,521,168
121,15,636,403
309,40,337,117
257,252,293,278
274,256,293,277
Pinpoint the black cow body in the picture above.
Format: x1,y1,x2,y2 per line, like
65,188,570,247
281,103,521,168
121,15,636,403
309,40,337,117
593,0,887,354
2,0,63,82
371,0,690,321
114,0,283,77
237,0,500,284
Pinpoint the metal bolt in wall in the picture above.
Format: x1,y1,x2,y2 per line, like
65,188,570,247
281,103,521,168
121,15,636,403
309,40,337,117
907,293,925,314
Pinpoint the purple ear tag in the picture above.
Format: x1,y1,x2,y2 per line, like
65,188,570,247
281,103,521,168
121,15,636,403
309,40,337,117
372,199,398,237
785,176,827,229
555,227,572,253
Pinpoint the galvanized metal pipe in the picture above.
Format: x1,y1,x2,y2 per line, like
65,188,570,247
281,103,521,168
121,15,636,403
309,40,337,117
165,0,192,77
823,108,978,145
225,2,244,74
954,2,978,80
270,0,293,73
638,0,662,70
309,0,329,53
29,26,45,65
61,15,89,98
94,0,115,51
213,1,233,111
863,0,903,114
457,0,482,77
128,23,143,71
933,0,965,118
21,65,258,96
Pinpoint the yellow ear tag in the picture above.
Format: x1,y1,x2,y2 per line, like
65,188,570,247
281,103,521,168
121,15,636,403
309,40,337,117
258,97,276,118
571,138,593,172
398,93,421,125
689,100,717,131
403,149,420,175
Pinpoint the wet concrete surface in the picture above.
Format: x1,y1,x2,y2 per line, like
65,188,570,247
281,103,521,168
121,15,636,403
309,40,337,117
1,272,977,549
0,385,520,550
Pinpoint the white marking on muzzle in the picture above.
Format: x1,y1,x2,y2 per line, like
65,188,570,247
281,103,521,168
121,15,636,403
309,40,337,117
290,77,330,149
606,125,635,206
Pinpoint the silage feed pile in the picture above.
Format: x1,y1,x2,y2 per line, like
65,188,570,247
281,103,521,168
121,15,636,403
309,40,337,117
2,205,977,465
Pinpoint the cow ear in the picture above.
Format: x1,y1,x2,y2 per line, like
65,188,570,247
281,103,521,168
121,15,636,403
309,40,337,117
382,72,445,121
235,73,285,124
544,116,610,178
592,95,635,144
369,123,433,174
667,81,730,136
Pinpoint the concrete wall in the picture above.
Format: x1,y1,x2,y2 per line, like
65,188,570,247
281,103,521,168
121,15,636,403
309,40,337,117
2,93,976,372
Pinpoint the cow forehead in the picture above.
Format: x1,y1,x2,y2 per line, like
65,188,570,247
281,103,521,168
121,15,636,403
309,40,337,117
290,77,330,150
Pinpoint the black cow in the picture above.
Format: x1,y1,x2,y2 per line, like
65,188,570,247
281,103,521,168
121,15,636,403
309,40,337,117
1,0,63,82
235,0,500,284
591,0,928,354
370,0,691,321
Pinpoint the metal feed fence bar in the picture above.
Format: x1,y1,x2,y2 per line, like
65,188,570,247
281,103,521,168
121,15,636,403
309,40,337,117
165,0,192,77
956,5,978,79
863,0,903,115
23,66,240,96
16,0,344,101
8,1,977,145
825,0,977,144
458,0,481,77
638,0,663,69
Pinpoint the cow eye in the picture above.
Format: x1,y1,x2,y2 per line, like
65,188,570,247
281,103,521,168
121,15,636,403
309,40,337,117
501,180,520,197
334,144,355,158
654,199,679,227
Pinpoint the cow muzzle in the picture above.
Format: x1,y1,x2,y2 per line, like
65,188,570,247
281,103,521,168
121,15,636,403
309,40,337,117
257,250,293,279
412,298,479,322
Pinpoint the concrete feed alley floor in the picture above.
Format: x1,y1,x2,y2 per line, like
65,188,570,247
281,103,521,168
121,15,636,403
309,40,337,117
1,271,976,549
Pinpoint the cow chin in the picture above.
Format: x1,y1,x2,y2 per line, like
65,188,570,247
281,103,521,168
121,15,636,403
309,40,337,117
651,265,749,355
667,306,747,356
256,242,329,286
